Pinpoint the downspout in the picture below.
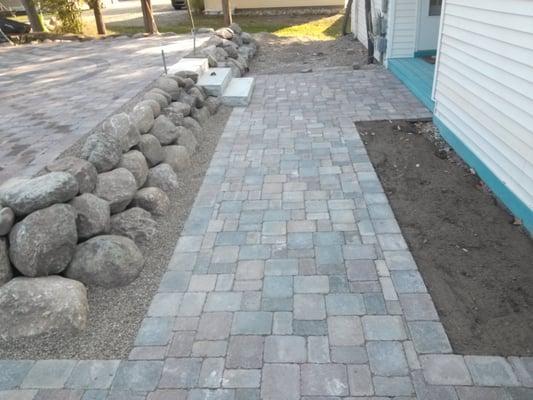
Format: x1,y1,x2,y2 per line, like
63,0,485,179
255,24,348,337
385,0,395,67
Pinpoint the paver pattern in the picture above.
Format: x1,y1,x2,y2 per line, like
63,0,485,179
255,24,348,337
1,68,532,399
0,34,207,183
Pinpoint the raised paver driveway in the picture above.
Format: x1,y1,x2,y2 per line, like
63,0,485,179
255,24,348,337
1,67,532,399
0,34,206,184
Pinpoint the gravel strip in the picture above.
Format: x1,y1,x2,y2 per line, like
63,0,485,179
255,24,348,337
0,106,232,359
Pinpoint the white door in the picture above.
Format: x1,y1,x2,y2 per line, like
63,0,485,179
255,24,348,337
416,0,442,52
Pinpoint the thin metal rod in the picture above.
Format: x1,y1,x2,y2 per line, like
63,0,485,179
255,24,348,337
161,49,168,74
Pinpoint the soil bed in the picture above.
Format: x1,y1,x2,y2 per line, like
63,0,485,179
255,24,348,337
0,106,232,359
358,119,533,356
249,33,371,74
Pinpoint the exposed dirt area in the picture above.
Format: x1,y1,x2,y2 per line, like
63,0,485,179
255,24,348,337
0,106,232,359
250,33,372,74
358,119,533,356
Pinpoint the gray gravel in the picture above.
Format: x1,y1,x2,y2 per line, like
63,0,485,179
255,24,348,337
0,106,232,359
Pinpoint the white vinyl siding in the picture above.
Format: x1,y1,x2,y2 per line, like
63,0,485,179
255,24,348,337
351,0,383,59
387,0,418,58
433,0,533,210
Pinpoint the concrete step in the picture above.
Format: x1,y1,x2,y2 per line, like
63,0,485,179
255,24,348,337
167,58,209,76
222,77,255,107
197,68,233,97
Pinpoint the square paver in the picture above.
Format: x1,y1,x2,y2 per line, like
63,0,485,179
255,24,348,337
373,376,414,397
222,369,261,388
327,316,364,346
134,317,174,346
66,361,120,390
198,358,224,388
265,259,298,276
111,361,163,391
362,315,407,340
167,331,196,357
367,341,409,376
316,245,343,265
263,276,292,298
189,275,217,292
465,356,519,386
421,354,472,385
159,358,201,389
227,336,264,369
204,292,242,312
346,260,378,281
262,221,286,236
264,336,306,363
0,361,34,390
301,364,349,396
294,294,326,320
261,364,299,400
408,321,452,354
197,312,233,340
325,293,365,315
307,336,330,363
294,276,329,293
178,292,207,316
236,260,264,280
212,246,240,264
22,360,77,389
231,312,272,335
347,365,373,396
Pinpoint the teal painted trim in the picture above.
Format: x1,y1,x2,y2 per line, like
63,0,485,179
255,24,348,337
433,117,533,234
414,50,437,57
388,58,435,111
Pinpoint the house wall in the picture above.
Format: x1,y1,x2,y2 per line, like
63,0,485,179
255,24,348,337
433,0,533,230
387,0,418,58
204,0,344,12
351,0,384,60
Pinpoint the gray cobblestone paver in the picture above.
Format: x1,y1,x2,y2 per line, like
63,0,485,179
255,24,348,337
0,35,208,183
2,67,531,399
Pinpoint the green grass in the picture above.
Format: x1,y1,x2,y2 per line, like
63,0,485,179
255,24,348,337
105,14,344,40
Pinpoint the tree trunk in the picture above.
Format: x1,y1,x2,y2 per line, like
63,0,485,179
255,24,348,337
92,1,106,35
342,0,353,35
140,0,158,34
221,0,232,26
20,0,46,32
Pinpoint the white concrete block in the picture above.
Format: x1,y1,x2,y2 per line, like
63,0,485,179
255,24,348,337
197,68,232,97
167,58,209,75
222,77,255,107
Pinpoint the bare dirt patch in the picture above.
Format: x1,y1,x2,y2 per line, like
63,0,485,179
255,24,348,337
358,119,533,356
250,33,371,74
0,106,232,359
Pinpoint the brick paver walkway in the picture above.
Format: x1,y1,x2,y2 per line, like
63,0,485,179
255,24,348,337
0,34,207,184
1,68,532,400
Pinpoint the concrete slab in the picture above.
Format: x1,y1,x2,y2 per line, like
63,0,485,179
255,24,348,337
197,68,232,97
167,58,209,75
222,77,255,107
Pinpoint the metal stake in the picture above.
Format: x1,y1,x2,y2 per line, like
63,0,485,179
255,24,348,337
161,49,168,74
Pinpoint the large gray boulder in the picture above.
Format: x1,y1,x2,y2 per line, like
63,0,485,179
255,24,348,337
177,126,199,155
167,102,191,117
181,77,195,90
64,235,144,288
229,23,242,35
0,207,15,236
175,70,198,83
102,113,141,152
0,276,88,339
241,32,253,44
206,35,223,47
132,187,170,216
94,168,137,214
223,45,239,59
110,207,157,247
191,107,211,125
178,91,201,108
70,193,110,240
138,134,164,167
0,238,13,286
205,96,221,115
119,150,149,188
45,156,97,194
131,104,154,134
183,117,203,135
215,27,234,39
80,132,122,173
9,204,77,277
155,77,181,101
150,115,179,145
149,87,172,103
164,108,185,126
0,172,79,217
138,99,161,118
163,145,191,172
145,163,179,192
189,86,206,103
144,91,169,109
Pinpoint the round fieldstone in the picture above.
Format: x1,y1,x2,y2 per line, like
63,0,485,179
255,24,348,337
189,86,206,103
177,126,198,155
0,172,79,217
223,45,239,59
138,99,161,118
145,163,179,192
150,87,172,102
163,145,191,172
132,187,170,216
175,70,198,83
69,193,110,240
206,35,223,47
183,117,203,135
0,237,13,286
241,31,253,44
0,276,88,339
110,207,157,247
182,77,195,90
94,168,137,214
81,132,122,173
144,91,169,109
138,134,164,167
119,150,149,188
150,115,179,145
155,77,181,101
205,96,221,115
164,108,185,126
215,27,234,39
102,113,141,152
45,156,97,194
178,91,201,108
229,22,242,34
9,203,77,277
191,107,211,125
167,101,191,117
0,207,15,236
131,104,154,134
64,235,144,288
